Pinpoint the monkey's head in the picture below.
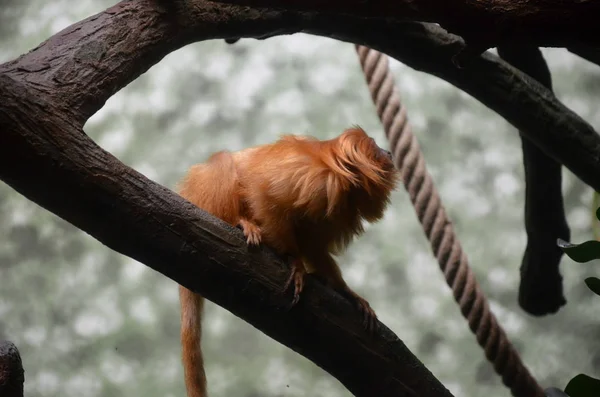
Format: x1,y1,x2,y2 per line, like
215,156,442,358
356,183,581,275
323,127,400,221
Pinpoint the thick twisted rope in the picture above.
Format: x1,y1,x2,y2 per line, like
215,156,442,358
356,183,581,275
355,44,544,397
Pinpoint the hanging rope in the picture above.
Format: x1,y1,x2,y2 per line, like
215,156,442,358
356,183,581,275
354,44,545,397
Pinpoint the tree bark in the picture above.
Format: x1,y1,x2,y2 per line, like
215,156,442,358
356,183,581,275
1,0,598,394
211,0,600,50
497,45,570,316
0,341,24,397
0,3,457,395
0,73,453,397
2,2,599,193
339,21,600,193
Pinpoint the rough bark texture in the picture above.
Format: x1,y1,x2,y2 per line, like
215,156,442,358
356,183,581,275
211,0,600,50
0,3,456,395
0,341,24,397
3,2,600,192
335,21,600,192
0,72,453,397
1,0,599,395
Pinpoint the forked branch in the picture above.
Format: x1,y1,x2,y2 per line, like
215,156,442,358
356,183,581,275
0,0,598,394
0,73,453,396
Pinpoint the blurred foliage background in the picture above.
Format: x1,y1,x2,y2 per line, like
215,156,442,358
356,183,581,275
1,1,600,396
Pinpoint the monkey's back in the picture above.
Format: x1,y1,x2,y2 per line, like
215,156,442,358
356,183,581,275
232,139,364,258
178,150,242,225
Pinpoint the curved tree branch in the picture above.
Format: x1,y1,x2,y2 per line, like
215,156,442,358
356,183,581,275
3,2,599,194
211,0,600,50
0,73,453,397
340,21,600,193
1,0,599,393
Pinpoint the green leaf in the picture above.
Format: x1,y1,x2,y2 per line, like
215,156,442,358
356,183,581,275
596,205,600,222
557,238,600,263
584,277,600,296
565,374,600,397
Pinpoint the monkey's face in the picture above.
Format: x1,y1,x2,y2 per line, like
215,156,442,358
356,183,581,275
337,127,396,173
332,127,399,194
318,127,399,222
330,128,398,222
367,137,395,171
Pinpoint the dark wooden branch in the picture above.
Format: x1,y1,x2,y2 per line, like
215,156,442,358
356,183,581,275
333,21,600,193
0,4,455,392
3,1,599,194
1,0,599,393
0,341,24,397
497,45,570,316
210,0,600,50
0,74,453,397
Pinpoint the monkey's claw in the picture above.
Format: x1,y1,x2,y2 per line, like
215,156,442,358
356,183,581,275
239,219,262,246
356,297,378,333
342,288,378,333
284,259,305,308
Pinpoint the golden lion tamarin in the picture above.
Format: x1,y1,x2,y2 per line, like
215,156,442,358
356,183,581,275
178,127,399,397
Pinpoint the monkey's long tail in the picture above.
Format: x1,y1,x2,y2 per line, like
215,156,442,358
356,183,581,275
354,45,545,397
180,286,207,397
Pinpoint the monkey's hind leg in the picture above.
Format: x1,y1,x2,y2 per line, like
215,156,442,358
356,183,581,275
284,258,306,307
239,218,262,246
308,252,379,332
338,286,378,332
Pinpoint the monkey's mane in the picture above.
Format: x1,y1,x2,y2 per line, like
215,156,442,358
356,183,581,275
267,127,398,220
322,127,397,191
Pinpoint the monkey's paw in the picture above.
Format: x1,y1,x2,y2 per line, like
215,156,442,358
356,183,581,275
239,219,262,246
284,259,306,307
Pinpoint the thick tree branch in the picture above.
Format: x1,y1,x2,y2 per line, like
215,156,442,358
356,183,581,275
1,0,599,393
211,0,600,50
0,72,453,397
342,22,600,192
3,1,598,193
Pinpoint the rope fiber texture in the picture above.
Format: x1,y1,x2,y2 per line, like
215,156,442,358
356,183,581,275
354,44,545,397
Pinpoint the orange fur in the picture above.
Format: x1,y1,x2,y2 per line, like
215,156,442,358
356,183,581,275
178,127,399,397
